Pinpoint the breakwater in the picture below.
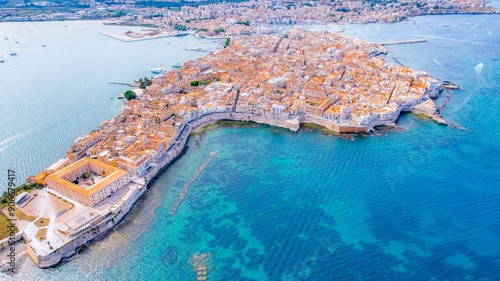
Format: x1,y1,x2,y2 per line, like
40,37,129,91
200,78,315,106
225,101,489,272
379,39,427,45
169,151,218,215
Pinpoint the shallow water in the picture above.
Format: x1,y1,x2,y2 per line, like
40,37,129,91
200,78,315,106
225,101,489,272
3,11,500,281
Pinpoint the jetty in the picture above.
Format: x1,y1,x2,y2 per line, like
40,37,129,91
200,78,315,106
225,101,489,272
169,151,218,215
379,39,427,45
334,22,345,32
109,82,134,86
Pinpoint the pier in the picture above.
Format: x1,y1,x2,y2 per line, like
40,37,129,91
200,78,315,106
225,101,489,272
169,151,218,215
334,22,346,32
379,39,427,45
109,82,134,86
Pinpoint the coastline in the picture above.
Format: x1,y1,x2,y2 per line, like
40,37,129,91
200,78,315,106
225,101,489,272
1,23,452,271
1,9,499,279
4,109,398,269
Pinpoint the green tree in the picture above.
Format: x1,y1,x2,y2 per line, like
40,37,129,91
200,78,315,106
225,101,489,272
139,77,152,89
124,90,137,100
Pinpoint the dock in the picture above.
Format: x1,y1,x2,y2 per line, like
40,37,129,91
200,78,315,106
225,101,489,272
109,82,134,86
169,151,218,215
334,22,346,32
379,39,427,45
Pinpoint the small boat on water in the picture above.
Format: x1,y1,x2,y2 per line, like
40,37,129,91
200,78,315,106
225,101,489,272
171,63,182,68
151,67,168,74
0,58,5,63
9,49,17,56
42,45,47,47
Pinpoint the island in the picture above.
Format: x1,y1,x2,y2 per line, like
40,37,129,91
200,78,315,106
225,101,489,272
3,29,445,269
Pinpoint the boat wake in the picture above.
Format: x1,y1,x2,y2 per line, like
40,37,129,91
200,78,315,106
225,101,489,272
0,132,28,153
410,34,495,47
433,58,442,66
474,63,483,76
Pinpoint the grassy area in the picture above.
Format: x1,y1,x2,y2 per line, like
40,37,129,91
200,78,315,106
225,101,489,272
0,214,17,240
0,182,43,208
34,218,50,228
14,208,37,222
36,228,47,241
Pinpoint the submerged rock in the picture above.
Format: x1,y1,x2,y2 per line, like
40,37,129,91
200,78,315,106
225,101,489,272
162,246,179,267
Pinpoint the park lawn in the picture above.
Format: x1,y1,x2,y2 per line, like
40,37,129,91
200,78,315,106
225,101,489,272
15,208,37,222
36,228,47,241
34,218,50,228
0,214,17,240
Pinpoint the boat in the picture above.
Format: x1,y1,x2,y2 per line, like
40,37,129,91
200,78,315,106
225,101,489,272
42,45,47,47
171,63,182,68
151,67,168,74
175,33,188,37
9,49,17,56
0,58,5,63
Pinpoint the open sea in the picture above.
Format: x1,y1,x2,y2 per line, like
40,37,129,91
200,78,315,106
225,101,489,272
2,7,500,281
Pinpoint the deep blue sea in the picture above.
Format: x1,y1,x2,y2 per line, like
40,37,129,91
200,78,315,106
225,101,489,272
2,9,500,281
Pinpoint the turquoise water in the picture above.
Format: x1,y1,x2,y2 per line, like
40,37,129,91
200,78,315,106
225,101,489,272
0,20,215,187
4,12,500,281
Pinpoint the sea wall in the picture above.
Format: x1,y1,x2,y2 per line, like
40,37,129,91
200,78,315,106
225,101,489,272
299,115,371,133
25,219,116,268
190,113,301,132
24,112,371,269
144,112,300,183
144,112,370,184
